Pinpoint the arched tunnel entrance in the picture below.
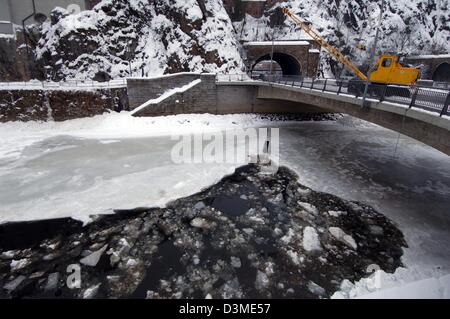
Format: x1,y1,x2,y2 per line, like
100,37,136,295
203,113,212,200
432,62,450,82
252,52,302,76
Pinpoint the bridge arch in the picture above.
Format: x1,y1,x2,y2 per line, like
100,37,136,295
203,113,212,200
252,52,303,76
432,62,450,82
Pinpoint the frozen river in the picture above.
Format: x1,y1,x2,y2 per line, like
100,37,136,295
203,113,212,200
0,112,449,297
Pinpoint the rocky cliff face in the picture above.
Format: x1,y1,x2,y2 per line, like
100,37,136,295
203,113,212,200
235,0,450,76
0,88,128,122
1,0,449,81
34,0,245,81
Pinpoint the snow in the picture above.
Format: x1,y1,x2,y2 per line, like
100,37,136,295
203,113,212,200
356,274,450,299
130,79,202,115
302,226,322,252
128,72,213,81
408,54,450,59
243,41,310,46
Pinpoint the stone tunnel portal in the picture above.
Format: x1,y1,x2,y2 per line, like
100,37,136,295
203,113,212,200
432,62,450,82
252,53,303,76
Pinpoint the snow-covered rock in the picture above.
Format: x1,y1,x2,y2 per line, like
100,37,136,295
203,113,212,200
35,0,245,81
235,0,450,76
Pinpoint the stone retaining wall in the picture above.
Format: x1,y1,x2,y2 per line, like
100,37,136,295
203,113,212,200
0,87,128,122
127,73,207,110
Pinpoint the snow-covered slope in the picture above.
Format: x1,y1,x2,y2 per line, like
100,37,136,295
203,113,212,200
32,0,449,80
35,0,245,81
236,0,450,76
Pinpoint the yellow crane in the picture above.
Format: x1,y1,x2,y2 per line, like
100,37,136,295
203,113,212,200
282,8,420,86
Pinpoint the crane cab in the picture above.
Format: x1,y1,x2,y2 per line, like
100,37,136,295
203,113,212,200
370,54,420,86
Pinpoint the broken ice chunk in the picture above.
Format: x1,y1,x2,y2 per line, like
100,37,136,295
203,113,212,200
230,256,242,268
255,271,269,291
329,227,357,250
3,276,26,292
287,250,304,266
194,201,206,210
83,284,101,299
80,244,108,267
297,187,311,197
369,225,384,236
308,281,326,296
45,273,59,291
298,202,319,215
328,210,347,218
10,258,31,271
302,226,322,252
190,217,215,230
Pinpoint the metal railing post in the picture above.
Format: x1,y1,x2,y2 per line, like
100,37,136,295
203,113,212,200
380,84,388,102
322,79,328,92
440,92,450,117
337,80,343,95
310,78,314,90
300,76,304,88
409,87,419,109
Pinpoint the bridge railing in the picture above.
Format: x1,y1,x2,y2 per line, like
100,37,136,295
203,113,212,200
256,75,450,117
0,79,127,90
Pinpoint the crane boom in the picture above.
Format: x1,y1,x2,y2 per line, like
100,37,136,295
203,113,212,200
282,8,368,81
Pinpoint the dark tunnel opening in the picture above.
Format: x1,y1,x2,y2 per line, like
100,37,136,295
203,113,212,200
252,53,302,76
432,63,450,82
